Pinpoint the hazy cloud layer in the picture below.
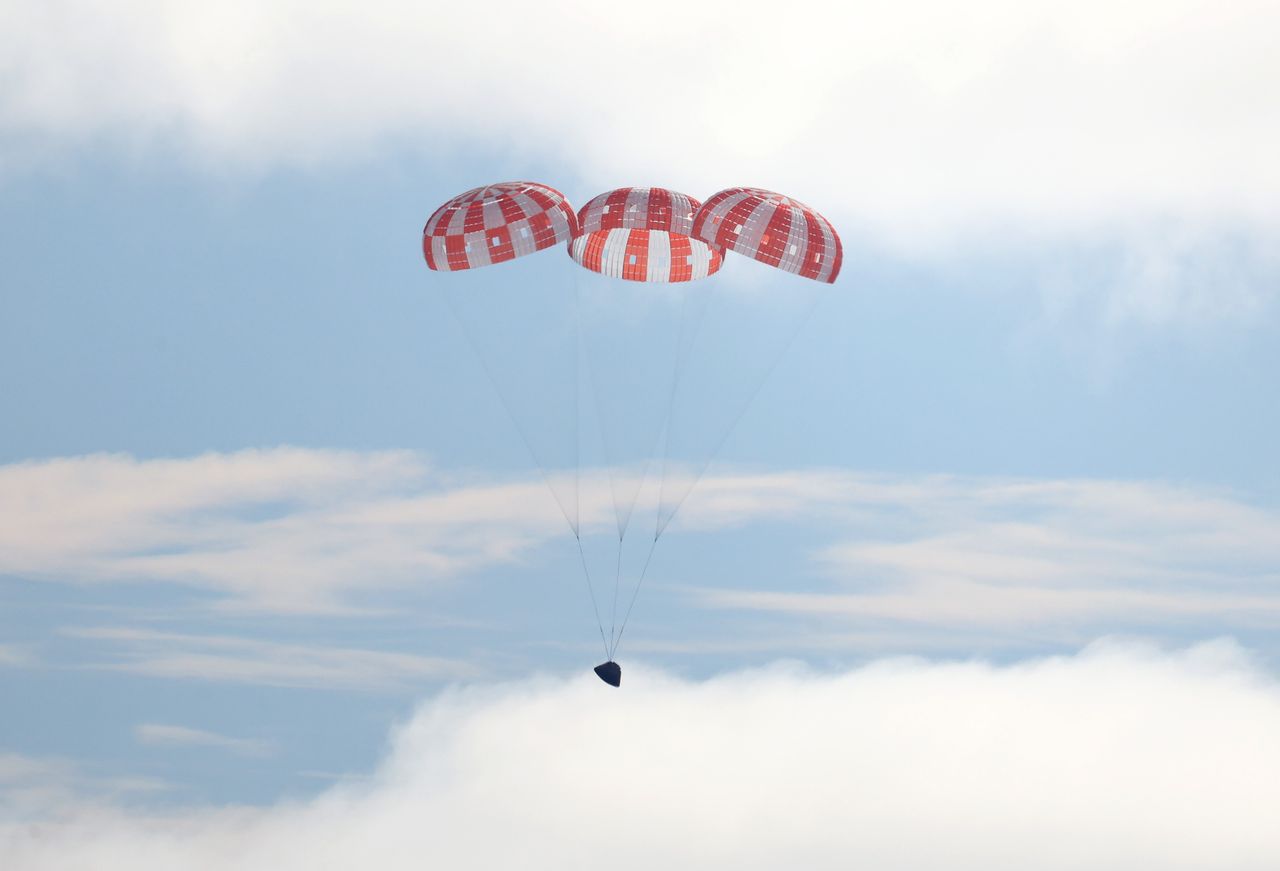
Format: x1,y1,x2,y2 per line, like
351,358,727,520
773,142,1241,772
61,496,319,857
0,449,561,612
67,626,478,690
694,474,1280,641
0,754,165,823
0,646,30,667
3,641,1280,869
4,450,1279,642
134,724,272,758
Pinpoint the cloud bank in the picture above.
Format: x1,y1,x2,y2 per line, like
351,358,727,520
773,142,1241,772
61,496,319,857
3,641,1280,869
3,1,1278,243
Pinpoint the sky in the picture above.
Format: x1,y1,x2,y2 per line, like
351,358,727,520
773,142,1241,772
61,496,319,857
2,1,1280,867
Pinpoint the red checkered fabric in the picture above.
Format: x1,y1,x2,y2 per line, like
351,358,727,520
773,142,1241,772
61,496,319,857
692,188,842,283
423,181,578,272
569,187,722,282
576,187,700,236
569,228,722,282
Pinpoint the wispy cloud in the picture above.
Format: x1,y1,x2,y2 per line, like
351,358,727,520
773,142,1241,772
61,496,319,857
0,449,564,612
67,626,479,690
704,582,1280,633
4,641,1280,868
0,644,31,667
6,451,1280,647
134,724,272,758
1033,219,1280,331
0,753,166,822
687,473,1280,642
0,450,841,614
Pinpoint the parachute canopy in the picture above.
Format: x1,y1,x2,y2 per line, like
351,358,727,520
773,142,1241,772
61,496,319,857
423,181,578,272
568,187,722,282
693,187,842,283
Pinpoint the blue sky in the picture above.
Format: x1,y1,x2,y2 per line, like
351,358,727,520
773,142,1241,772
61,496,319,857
3,2,1280,867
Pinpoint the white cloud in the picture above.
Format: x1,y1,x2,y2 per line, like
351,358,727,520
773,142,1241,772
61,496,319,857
705,581,1280,632
3,641,1280,869
2,1,1278,327
0,754,165,823
4,451,1280,644
0,755,80,821
1033,219,1280,331
0,645,31,667
134,724,272,757
67,627,478,690
0,448,566,612
687,473,1280,641
0,450,841,614
1,0,1275,226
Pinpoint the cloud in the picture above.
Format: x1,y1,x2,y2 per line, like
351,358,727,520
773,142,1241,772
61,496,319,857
0,755,81,821
134,724,272,758
3,0,1279,324
0,754,165,823
4,451,1280,647
0,448,566,612
706,581,1280,632
1032,219,1280,331
66,626,478,690
3,641,1280,869
0,450,844,614
688,474,1280,643
2,6,1275,343
0,645,31,667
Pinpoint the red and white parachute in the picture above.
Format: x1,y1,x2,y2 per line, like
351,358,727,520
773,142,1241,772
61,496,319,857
422,181,577,272
420,180,841,283
568,187,723,282
693,187,842,283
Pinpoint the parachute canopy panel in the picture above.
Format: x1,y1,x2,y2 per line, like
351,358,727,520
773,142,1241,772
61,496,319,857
692,187,842,284
577,187,700,235
569,228,722,283
569,187,723,283
423,181,578,272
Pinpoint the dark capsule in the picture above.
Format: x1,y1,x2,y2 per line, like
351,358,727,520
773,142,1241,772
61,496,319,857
594,661,621,687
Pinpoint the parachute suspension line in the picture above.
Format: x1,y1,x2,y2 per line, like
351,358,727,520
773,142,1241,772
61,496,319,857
569,288,611,659
610,532,659,660
576,275,664,542
654,285,826,538
651,286,712,541
609,532,623,650
438,286,580,535
575,533,611,660
599,285,706,660
601,286,707,658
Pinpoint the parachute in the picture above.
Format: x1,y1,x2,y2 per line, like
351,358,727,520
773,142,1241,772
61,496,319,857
568,187,722,282
423,181,578,272
423,182,841,686
693,187,842,283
